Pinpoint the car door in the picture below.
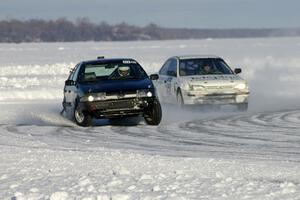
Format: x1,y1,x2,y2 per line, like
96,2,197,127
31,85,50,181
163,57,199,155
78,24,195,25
165,58,178,103
157,59,171,101
64,63,81,110
64,67,75,109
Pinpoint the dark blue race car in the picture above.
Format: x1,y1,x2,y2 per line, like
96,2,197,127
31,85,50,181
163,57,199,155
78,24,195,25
62,57,162,126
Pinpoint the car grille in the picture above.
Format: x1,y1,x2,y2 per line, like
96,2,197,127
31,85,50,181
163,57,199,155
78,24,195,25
105,91,137,99
93,99,135,110
196,94,236,104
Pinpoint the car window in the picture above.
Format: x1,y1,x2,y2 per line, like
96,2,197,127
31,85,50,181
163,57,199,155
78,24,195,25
85,64,117,76
79,61,148,82
71,63,82,81
67,63,79,80
68,63,80,81
179,59,202,76
167,58,177,77
179,58,234,76
214,59,234,74
159,60,171,75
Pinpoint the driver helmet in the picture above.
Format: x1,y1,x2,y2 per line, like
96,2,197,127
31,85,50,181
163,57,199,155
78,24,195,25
118,66,130,76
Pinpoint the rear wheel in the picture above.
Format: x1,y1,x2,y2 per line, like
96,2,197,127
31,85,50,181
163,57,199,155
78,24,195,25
74,104,93,126
144,99,162,125
237,103,248,112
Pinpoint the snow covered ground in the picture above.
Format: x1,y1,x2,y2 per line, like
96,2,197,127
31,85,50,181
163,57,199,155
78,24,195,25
1,37,300,199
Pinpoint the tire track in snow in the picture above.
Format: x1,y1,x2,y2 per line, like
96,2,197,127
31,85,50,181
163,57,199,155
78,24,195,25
1,109,300,161
180,110,300,161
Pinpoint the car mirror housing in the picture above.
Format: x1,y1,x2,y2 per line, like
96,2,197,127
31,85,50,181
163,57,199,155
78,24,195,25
150,74,159,80
234,68,242,74
65,80,75,86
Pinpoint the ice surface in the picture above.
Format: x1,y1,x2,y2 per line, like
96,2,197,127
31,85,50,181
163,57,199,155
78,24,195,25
1,37,300,199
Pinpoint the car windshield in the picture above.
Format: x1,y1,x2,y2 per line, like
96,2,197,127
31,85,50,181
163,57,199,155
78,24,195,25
179,58,234,76
78,61,148,82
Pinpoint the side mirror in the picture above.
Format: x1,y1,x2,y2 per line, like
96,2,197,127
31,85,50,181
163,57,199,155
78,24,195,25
234,68,242,74
65,80,75,86
150,74,159,80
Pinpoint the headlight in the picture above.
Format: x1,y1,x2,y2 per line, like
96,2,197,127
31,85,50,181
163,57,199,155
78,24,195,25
88,95,94,102
137,90,152,98
81,92,106,102
187,84,205,91
193,85,205,91
236,95,248,103
235,83,247,90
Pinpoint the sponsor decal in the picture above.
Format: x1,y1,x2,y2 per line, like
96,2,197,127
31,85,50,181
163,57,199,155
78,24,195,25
122,60,137,64
190,75,239,81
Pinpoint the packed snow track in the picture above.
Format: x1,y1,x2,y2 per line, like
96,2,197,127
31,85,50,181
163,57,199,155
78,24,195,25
1,38,300,199
1,103,300,162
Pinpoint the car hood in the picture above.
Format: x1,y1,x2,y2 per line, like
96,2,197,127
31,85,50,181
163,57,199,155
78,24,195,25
79,78,154,94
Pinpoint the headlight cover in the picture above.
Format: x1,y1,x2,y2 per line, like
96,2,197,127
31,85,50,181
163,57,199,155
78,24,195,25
81,92,106,102
192,85,205,91
137,89,152,98
186,84,205,91
234,83,247,90
88,95,94,102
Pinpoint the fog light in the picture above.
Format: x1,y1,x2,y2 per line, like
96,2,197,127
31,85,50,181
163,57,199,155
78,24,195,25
147,91,152,97
236,95,246,103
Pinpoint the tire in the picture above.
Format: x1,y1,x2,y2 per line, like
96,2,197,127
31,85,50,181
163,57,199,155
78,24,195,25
144,99,162,125
237,103,248,112
74,104,93,127
176,90,184,108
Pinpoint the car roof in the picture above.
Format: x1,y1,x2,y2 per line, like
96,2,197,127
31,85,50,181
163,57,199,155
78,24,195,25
82,58,137,64
173,55,221,60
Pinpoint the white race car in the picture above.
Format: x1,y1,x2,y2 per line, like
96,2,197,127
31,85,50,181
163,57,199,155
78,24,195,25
155,55,249,111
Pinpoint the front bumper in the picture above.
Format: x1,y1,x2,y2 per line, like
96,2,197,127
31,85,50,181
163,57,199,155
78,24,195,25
78,97,156,118
182,91,249,105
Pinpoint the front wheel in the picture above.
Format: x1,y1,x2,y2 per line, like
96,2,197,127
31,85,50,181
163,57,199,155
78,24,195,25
144,99,162,125
74,104,93,127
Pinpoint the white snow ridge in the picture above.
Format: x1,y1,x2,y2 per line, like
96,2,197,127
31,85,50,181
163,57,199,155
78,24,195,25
1,37,300,199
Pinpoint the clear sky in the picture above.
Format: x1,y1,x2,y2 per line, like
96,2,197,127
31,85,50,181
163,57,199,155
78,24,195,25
0,0,299,29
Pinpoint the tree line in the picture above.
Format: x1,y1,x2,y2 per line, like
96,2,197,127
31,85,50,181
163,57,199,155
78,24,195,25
0,18,299,43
